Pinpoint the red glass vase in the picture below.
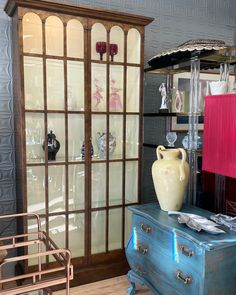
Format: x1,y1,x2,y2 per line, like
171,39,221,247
109,44,118,62
96,41,107,61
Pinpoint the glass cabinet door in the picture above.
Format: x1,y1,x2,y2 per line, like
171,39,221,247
90,21,141,256
22,12,86,262
22,10,143,266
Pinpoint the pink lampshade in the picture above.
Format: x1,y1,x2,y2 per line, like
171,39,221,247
202,94,236,178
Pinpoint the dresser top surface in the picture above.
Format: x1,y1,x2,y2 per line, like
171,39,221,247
129,203,236,250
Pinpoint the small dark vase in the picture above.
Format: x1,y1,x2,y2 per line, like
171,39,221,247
81,141,94,160
43,130,60,161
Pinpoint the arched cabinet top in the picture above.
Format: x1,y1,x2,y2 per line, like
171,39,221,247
4,0,154,26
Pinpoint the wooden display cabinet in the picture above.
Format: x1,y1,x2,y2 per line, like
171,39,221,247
4,0,153,286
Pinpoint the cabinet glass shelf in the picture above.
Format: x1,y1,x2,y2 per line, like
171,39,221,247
145,46,236,74
143,112,203,117
143,143,202,154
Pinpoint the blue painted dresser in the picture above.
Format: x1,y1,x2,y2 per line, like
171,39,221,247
125,203,236,295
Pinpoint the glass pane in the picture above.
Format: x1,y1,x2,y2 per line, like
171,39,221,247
109,65,123,112
69,213,85,258
68,164,85,211
110,115,123,160
126,66,140,112
126,115,139,158
28,217,46,234
45,16,63,56
91,23,107,61
22,12,42,54
48,165,65,213
109,26,124,63
46,59,64,110
125,161,138,204
27,218,46,266
67,61,84,111
92,163,106,208
49,215,65,249
91,63,107,112
109,162,122,206
125,207,132,245
67,19,84,58
91,115,107,160
25,113,45,163
127,28,141,64
68,114,84,161
109,208,122,250
91,210,106,254
27,166,45,214
24,57,44,110
47,114,65,162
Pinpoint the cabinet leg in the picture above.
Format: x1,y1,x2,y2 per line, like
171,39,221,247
127,282,136,295
127,270,144,294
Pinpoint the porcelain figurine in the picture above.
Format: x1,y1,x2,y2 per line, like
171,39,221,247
159,83,169,112
109,79,122,111
92,78,103,109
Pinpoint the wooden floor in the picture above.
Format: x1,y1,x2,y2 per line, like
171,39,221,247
55,275,152,294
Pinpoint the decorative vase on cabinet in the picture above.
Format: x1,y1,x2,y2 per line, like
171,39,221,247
4,0,153,286
152,145,189,211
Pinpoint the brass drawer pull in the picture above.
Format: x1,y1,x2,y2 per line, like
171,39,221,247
135,265,146,277
137,245,148,255
176,270,192,285
140,223,151,233
179,245,194,257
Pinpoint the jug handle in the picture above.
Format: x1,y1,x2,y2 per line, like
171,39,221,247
156,145,165,160
178,148,186,181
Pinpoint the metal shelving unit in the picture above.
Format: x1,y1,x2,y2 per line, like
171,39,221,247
144,45,236,206
0,213,73,295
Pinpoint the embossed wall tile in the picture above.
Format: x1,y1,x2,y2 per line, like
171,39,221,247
0,114,13,131
0,166,15,182
0,59,11,80
0,218,17,238
0,99,12,114
0,183,15,201
0,19,11,60
0,150,15,166
0,200,16,215
0,133,14,148
0,80,11,99
0,20,11,45
0,44,11,60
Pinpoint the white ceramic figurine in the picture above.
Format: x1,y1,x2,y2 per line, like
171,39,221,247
159,82,168,111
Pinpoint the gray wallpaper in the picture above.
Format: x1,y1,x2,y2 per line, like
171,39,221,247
0,0,236,219
0,0,16,238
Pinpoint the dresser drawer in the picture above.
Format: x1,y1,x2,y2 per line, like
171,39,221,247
148,256,201,295
126,237,200,295
132,213,204,273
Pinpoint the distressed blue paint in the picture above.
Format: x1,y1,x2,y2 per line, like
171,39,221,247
171,229,180,263
125,203,236,295
132,227,138,251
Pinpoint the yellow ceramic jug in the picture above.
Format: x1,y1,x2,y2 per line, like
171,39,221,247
152,145,189,211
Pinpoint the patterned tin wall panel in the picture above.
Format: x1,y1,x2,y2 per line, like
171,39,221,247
0,0,16,230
